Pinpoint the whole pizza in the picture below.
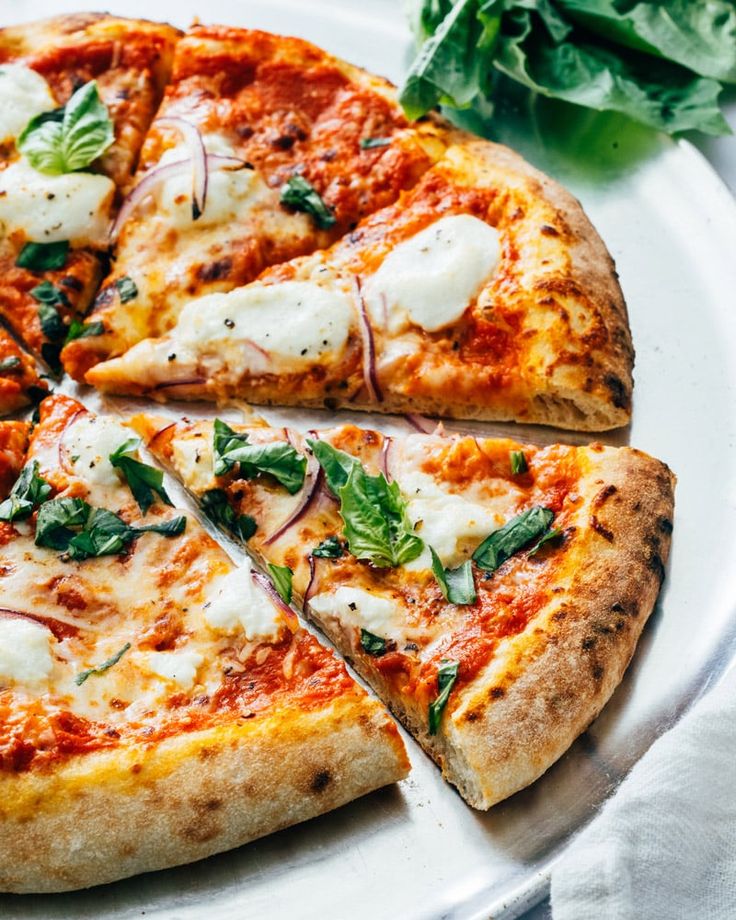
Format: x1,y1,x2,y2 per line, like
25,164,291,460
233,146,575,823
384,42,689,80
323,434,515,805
0,13,675,895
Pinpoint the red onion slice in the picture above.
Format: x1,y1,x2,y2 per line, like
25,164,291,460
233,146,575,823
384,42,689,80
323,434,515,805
147,421,178,451
265,467,321,546
405,413,437,434
304,555,318,604
155,117,208,219
251,570,294,620
354,278,383,403
0,608,78,640
151,377,206,392
380,436,393,481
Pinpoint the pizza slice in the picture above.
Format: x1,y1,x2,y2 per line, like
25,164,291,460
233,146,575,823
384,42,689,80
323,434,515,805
134,413,675,810
0,394,408,893
61,25,448,380
0,328,47,417
88,137,633,431
0,14,180,372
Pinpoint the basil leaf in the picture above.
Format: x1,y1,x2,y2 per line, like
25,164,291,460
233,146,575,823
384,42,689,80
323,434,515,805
360,137,392,149
16,240,69,271
306,439,361,495
428,659,459,735
35,496,90,551
312,535,344,558
64,320,105,344
528,526,563,556
430,548,476,605
0,460,52,522
75,643,131,686
136,516,187,538
510,449,528,475
472,505,554,573
201,488,257,542
32,282,70,341
213,419,307,493
109,440,173,514
18,80,114,175
40,343,62,376
280,175,336,229
0,356,21,373
66,506,131,560
360,629,387,657
267,563,293,604
114,276,138,303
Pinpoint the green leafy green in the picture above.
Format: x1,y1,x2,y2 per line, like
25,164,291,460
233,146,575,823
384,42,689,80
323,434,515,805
109,439,173,514
267,563,293,604
18,81,115,175
16,240,69,271
310,440,424,568
213,419,307,494
75,643,131,686
0,460,52,523
430,548,477,604
0,356,21,373
473,505,554,572
114,276,138,304
64,320,105,344
280,175,336,229
510,449,528,474
428,659,459,734
361,629,387,656
528,525,563,555
360,137,392,149
201,488,257,542
312,535,344,558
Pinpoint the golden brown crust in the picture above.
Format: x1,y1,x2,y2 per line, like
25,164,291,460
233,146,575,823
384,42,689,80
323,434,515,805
0,697,408,893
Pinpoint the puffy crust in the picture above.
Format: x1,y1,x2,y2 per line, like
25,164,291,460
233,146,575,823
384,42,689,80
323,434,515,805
0,690,408,893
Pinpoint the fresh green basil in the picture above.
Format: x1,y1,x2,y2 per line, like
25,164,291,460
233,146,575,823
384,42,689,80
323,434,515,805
528,526,563,556
0,356,21,373
360,629,387,657
17,80,115,175
472,505,555,573
64,320,105,344
267,563,293,604
430,548,476,605
109,438,173,514
32,280,69,313
510,449,528,475
280,175,336,229
114,276,138,304
16,240,69,271
308,439,424,568
428,659,459,735
213,419,307,494
360,136,392,149
201,488,257,542
75,643,131,686
312,535,344,558
0,460,52,523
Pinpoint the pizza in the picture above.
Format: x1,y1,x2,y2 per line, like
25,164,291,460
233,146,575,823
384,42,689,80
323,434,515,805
0,329,47,417
133,412,675,809
61,26,447,380
0,14,180,372
0,394,408,893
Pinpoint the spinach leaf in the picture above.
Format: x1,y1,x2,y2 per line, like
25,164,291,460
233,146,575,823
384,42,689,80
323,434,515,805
267,563,293,604
114,276,138,303
0,356,21,373
109,438,173,514
360,629,387,656
472,505,554,572
430,548,477,604
64,320,104,344
201,488,257,542
16,240,69,271
312,535,344,558
0,460,52,522
213,419,307,494
18,81,114,175
428,659,459,734
75,643,131,686
280,175,336,229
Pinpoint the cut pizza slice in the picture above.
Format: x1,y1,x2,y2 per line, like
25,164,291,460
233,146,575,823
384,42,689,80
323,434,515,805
0,14,180,372
62,25,448,380
134,413,675,810
0,328,47,417
0,394,408,894
90,137,633,431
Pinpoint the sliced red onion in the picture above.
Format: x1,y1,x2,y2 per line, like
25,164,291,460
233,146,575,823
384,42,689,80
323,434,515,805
251,570,294,619
155,117,208,219
148,421,177,448
380,436,393,481
355,279,383,403
265,467,321,546
405,413,436,434
151,377,206,392
304,555,318,604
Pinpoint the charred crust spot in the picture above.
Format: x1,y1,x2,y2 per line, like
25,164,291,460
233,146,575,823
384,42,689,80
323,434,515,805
130,763,142,774
551,609,567,622
464,710,480,723
273,134,295,150
648,552,666,584
592,665,604,681
198,746,217,761
311,769,331,793
197,258,233,282
582,636,596,651
204,798,223,812
658,517,674,535
323,397,339,411
540,224,559,236
603,373,630,410
592,484,617,510
590,514,614,542
489,687,505,700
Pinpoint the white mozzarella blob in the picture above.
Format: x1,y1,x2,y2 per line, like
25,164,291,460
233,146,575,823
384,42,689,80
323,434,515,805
204,563,284,641
0,617,54,686
156,134,270,229
0,158,115,246
309,587,401,640
63,415,137,487
146,649,204,689
174,281,354,371
0,64,56,144
362,214,500,333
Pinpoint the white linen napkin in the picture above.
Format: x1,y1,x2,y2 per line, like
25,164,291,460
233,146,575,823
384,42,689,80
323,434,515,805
550,666,736,920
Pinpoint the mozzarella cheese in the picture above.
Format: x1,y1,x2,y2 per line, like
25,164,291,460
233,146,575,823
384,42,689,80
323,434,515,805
171,436,215,493
0,64,56,145
0,617,54,686
146,649,204,689
362,214,500,333
0,158,115,247
62,415,136,487
203,563,284,641
309,587,401,640
173,281,354,371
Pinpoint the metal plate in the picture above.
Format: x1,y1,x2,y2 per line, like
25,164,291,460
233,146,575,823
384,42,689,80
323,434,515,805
3,2,736,918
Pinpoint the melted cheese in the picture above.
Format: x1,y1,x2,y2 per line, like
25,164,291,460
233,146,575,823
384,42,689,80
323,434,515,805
170,435,215,493
0,64,55,145
362,214,500,333
146,649,204,689
173,281,354,371
0,159,115,247
203,563,284,641
62,415,137,487
0,617,54,686
309,587,402,640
